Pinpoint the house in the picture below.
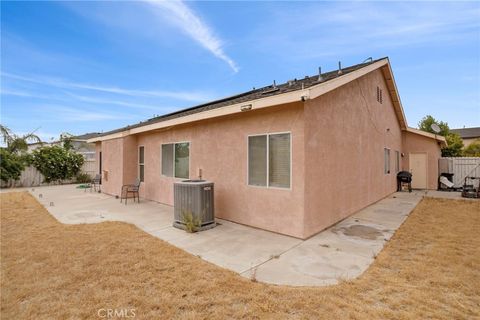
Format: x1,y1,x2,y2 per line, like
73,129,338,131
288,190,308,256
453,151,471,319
88,58,446,239
451,127,480,147
28,132,101,160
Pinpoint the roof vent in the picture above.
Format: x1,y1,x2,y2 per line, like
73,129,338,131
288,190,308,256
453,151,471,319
338,61,343,75
262,80,280,94
363,57,373,63
318,67,323,81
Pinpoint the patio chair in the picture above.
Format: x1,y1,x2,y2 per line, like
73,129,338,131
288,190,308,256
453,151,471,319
90,174,101,192
120,178,141,205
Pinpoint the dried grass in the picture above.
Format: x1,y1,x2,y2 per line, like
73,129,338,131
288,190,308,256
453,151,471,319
1,192,479,319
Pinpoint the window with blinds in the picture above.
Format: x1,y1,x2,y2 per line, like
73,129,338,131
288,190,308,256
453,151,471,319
161,142,190,179
139,146,145,182
384,148,390,174
248,133,291,188
161,144,173,177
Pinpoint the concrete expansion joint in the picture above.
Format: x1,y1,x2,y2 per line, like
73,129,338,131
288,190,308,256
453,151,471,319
239,240,305,275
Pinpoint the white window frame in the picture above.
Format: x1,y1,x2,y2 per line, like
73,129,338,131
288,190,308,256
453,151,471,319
247,131,292,190
138,145,145,182
160,141,191,179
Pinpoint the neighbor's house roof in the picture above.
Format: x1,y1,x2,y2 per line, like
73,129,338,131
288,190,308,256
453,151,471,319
450,127,480,139
89,57,407,143
73,132,102,141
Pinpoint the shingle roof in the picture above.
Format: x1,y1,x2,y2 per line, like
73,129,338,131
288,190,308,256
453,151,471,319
73,132,102,140
450,127,480,139
95,58,386,138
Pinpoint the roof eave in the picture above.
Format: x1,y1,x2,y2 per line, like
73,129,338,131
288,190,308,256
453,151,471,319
405,127,448,147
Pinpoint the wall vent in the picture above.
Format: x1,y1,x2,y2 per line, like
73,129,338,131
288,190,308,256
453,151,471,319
376,86,383,104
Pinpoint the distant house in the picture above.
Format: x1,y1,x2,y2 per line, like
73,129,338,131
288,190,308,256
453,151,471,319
450,127,480,147
28,132,101,160
88,57,445,239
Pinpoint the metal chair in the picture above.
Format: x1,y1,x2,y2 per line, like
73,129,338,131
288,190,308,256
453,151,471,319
120,178,141,204
90,174,101,192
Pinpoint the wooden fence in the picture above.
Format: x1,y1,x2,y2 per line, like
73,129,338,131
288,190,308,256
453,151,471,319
1,159,97,188
439,157,480,188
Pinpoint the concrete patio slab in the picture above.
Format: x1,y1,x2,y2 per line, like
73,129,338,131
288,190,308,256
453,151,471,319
246,191,423,285
4,184,427,286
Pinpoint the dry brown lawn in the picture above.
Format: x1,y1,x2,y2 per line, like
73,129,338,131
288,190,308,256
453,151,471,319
1,192,479,319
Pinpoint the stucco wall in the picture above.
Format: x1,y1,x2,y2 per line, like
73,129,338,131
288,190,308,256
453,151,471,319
303,69,403,238
124,102,306,238
402,131,441,190
101,138,124,196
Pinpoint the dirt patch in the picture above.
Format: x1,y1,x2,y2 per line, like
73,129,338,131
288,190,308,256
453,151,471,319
1,192,479,319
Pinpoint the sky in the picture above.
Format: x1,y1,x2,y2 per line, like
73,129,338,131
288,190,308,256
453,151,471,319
1,1,479,142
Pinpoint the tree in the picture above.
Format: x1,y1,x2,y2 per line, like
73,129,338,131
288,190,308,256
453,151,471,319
31,145,84,183
0,149,25,184
0,124,42,153
417,115,464,157
463,139,480,157
0,125,39,186
418,115,450,136
443,133,464,157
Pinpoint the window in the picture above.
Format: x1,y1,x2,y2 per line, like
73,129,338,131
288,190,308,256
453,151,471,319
395,150,400,173
248,133,291,188
384,148,390,174
161,142,190,179
139,146,145,182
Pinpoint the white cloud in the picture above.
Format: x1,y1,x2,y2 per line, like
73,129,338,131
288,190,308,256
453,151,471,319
146,0,238,72
43,105,129,122
2,72,213,102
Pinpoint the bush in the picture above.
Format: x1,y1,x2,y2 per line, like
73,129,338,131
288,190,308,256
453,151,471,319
75,172,92,183
31,145,84,183
181,210,202,233
0,149,26,183
464,139,480,157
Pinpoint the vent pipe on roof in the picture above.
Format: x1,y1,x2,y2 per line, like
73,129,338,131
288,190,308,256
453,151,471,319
318,67,323,81
273,80,277,88
338,61,343,75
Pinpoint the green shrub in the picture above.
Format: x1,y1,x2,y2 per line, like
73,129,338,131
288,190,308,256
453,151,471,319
0,149,26,183
181,210,202,233
31,145,84,183
75,172,92,183
464,139,480,157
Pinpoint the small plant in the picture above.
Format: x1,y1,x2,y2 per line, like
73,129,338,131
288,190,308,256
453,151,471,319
181,210,201,233
75,173,92,183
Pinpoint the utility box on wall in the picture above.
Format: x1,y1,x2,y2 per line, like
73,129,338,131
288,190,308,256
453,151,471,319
173,180,215,231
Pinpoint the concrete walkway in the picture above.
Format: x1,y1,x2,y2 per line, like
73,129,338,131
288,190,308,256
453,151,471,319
7,185,427,286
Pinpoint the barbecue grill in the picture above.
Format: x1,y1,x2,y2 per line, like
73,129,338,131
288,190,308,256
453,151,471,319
397,171,412,192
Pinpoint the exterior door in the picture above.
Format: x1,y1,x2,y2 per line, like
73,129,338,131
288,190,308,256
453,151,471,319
409,153,427,189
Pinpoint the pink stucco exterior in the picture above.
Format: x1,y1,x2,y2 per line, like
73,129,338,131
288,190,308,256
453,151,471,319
402,131,442,190
303,69,403,238
95,67,442,239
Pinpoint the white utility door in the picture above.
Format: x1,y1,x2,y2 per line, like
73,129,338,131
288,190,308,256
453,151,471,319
409,153,427,189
